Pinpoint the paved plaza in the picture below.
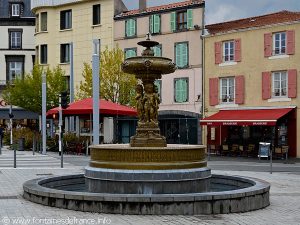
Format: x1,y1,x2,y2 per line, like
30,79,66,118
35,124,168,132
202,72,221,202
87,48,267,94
0,148,300,225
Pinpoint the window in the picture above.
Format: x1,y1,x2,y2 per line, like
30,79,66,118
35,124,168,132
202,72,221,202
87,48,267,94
174,78,188,103
40,44,47,64
40,12,47,31
272,71,287,97
149,14,160,34
93,4,101,25
223,41,234,62
154,80,162,101
170,9,193,32
9,62,23,82
11,4,20,16
9,30,22,49
60,10,72,30
125,19,136,37
152,45,162,57
220,77,235,103
35,14,39,32
124,48,137,59
60,44,70,63
273,32,286,55
175,42,188,68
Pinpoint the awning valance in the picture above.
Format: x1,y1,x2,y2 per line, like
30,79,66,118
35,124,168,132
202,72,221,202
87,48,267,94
200,108,293,126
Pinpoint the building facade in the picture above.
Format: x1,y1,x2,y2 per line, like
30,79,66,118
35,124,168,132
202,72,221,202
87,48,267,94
0,0,35,89
31,0,127,92
114,0,205,144
202,11,300,157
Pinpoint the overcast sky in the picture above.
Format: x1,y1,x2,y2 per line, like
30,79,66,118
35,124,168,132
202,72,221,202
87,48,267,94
122,0,300,24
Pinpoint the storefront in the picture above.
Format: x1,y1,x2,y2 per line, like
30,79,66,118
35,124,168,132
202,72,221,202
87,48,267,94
200,107,296,157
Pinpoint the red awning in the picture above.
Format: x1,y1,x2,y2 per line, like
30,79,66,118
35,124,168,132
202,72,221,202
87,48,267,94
47,98,137,117
200,108,293,126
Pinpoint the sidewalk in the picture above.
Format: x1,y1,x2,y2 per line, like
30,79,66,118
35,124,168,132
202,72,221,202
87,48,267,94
0,165,299,224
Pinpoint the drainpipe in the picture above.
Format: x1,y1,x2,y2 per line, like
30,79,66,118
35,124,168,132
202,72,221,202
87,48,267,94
200,4,205,145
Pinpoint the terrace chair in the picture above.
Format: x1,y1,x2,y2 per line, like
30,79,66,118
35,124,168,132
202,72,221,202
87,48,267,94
282,146,289,160
230,144,239,156
208,144,219,155
246,144,255,157
221,144,229,156
239,145,245,156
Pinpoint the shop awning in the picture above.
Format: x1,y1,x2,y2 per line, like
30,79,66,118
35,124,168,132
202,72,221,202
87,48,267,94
47,98,137,117
200,108,294,126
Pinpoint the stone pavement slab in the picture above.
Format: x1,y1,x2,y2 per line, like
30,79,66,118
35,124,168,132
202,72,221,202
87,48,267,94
0,168,299,224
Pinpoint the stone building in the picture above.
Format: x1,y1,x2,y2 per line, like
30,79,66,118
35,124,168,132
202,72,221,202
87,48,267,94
114,0,205,144
202,11,300,157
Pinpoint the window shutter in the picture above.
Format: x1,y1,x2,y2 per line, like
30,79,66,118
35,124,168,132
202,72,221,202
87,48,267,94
175,79,181,102
131,19,136,36
234,39,241,62
264,33,272,57
287,30,295,55
154,14,160,33
187,9,193,29
149,15,153,34
262,72,271,99
175,44,182,67
182,79,188,102
288,69,297,98
214,42,222,64
153,46,161,57
170,12,176,32
175,79,187,102
209,78,219,106
125,20,130,37
235,75,244,104
182,43,188,67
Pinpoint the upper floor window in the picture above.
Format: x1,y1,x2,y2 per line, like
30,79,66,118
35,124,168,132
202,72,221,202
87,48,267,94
154,80,162,101
93,4,101,25
40,12,47,31
60,44,70,63
215,39,241,64
60,10,72,30
124,48,137,59
40,44,48,64
273,32,286,55
264,30,295,57
223,41,234,62
220,77,235,103
174,78,188,103
175,42,188,68
170,9,193,32
152,45,162,57
272,71,287,97
9,30,22,49
11,4,20,17
125,19,136,37
9,62,23,82
149,14,160,34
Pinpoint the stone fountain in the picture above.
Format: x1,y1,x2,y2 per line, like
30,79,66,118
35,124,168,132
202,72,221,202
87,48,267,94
23,38,270,215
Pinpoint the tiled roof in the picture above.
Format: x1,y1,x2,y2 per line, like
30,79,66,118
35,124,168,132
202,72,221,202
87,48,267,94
115,0,204,18
206,10,300,34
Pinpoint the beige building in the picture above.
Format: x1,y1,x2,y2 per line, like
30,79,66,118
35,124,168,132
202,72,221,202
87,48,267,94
114,0,205,144
202,11,300,157
31,0,127,93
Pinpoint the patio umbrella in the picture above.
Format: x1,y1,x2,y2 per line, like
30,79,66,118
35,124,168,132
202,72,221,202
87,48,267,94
47,98,137,117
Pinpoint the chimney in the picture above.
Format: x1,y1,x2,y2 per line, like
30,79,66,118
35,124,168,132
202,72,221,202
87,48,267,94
139,0,146,12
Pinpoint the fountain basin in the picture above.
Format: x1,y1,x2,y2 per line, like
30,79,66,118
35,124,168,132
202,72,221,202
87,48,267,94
23,174,270,215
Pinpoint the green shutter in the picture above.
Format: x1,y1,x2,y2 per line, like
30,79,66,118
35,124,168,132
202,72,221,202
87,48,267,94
154,80,161,98
153,46,161,57
126,20,130,37
154,14,160,33
187,9,193,29
182,43,188,67
150,15,154,34
125,49,136,59
131,19,136,36
175,79,188,102
126,19,136,37
170,12,176,32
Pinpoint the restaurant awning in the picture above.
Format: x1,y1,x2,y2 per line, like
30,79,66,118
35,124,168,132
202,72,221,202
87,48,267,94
47,98,137,117
200,108,294,126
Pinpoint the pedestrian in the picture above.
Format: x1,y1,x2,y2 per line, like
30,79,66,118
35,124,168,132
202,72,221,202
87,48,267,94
0,125,4,147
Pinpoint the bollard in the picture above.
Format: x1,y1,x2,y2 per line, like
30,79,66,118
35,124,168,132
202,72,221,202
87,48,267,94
14,143,16,168
0,136,2,155
32,136,35,155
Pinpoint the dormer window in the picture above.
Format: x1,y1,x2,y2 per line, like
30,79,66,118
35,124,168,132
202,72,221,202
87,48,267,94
11,4,20,17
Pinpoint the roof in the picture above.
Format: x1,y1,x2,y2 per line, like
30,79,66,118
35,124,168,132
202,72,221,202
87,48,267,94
115,0,204,19
206,10,300,34
0,0,34,18
47,98,137,117
200,108,293,126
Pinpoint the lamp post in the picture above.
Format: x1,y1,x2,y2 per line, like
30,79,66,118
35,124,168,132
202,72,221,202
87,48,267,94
92,39,100,145
42,72,47,155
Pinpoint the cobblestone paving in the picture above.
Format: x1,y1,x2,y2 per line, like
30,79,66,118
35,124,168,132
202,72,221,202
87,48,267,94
0,150,300,224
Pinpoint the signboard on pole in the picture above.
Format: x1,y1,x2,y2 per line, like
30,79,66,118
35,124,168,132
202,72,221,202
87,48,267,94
258,142,271,158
